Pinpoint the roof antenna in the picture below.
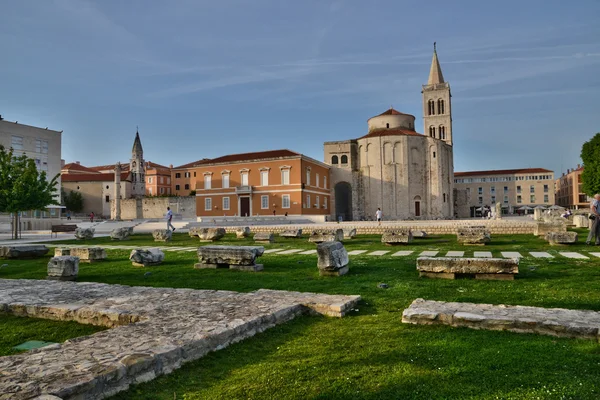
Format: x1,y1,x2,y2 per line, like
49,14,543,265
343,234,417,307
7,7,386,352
434,41,437,52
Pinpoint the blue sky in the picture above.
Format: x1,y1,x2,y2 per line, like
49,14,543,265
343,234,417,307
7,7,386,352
1,0,599,175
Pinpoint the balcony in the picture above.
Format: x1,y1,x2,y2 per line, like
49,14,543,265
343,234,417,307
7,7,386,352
235,185,253,194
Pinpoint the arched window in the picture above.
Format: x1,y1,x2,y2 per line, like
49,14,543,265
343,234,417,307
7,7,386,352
428,100,435,115
341,155,348,164
331,155,339,165
429,126,436,138
443,193,446,202
439,126,445,140
437,99,445,114
386,123,389,128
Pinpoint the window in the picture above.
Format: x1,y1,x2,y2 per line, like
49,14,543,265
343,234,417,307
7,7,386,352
148,188,153,195
160,176,163,184
148,177,153,184
281,169,290,185
439,126,445,140
194,172,196,177
260,170,269,186
261,195,269,209
306,168,311,186
331,155,339,165
167,177,171,184
504,186,508,193
324,176,327,189
491,186,495,195
316,174,320,188
35,139,41,153
222,174,230,188
544,194,549,203
530,195,535,203
105,195,110,203
205,198,212,211
433,151,436,158
478,196,483,204
316,196,319,208
167,188,171,195
241,172,249,186
324,197,328,209
429,126,436,138
517,195,522,203
478,187,483,195
175,173,181,178
437,99,445,114
306,194,310,209
175,184,180,190
185,184,190,190
223,197,230,210
386,123,389,128
530,185,535,194
428,100,435,115
443,193,446,202
204,175,211,189
504,195,509,203
491,196,496,204
282,194,290,208
517,185,522,194
11,136,23,150
544,184,549,193
341,155,348,164
160,187,164,194
184,172,191,178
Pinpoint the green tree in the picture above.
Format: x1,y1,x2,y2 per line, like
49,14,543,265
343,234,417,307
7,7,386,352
581,133,600,196
62,190,84,213
0,145,59,239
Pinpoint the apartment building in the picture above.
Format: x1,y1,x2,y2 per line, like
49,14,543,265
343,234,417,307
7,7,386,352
555,165,591,209
0,116,62,203
145,161,172,196
454,168,555,216
172,150,331,219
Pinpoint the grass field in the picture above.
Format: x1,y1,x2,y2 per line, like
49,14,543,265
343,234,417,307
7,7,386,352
1,230,599,399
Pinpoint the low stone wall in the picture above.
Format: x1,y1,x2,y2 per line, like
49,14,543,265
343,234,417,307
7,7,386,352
219,220,537,235
118,196,196,220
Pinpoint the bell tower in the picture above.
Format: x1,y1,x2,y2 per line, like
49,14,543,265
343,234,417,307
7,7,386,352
422,43,452,145
130,128,146,197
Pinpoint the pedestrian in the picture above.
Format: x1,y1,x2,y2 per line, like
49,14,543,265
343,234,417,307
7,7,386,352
166,207,175,232
273,209,276,216
66,211,71,220
586,194,600,245
376,208,383,226
89,212,94,223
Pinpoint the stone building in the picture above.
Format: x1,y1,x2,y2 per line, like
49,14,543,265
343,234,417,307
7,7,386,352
555,165,590,209
324,45,454,221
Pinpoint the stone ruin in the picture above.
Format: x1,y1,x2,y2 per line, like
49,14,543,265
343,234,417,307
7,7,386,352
74,227,95,240
280,229,303,238
47,256,79,281
55,247,107,263
198,228,226,242
342,228,357,239
573,214,590,228
236,227,251,238
317,242,349,276
381,230,413,245
0,245,49,259
456,227,491,245
129,248,165,267
308,229,344,244
534,221,566,236
254,232,274,244
153,229,172,242
417,257,519,280
188,226,201,237
412,230,428,238
195,245,264,272
110,227,134,240
545,231,578,245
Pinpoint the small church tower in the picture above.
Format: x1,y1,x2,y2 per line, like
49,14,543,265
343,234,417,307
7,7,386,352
130,128,146,197
422,43,453,145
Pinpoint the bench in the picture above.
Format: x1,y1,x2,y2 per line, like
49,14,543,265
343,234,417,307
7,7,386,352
417,257,519,280
51,224,77,238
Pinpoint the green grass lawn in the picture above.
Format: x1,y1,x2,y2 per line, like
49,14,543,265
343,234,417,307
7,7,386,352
1,230,599,399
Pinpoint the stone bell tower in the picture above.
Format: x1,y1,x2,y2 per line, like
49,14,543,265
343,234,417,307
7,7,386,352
422,43,453,145
130,128,146,198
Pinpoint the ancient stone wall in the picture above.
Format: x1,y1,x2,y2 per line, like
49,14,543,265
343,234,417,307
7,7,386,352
117,196,196,220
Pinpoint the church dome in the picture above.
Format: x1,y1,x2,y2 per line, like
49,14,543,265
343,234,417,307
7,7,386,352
367,108,416,132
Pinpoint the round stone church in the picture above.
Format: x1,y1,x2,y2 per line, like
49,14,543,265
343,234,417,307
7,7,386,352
324,46,454,220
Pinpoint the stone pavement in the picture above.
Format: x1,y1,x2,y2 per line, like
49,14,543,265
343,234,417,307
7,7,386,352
402,298,600,341
0,279,360,400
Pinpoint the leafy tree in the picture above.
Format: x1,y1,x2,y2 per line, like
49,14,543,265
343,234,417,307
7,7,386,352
581,133,600,196
0,145,59,239
189,190,196,196
62,190,84,213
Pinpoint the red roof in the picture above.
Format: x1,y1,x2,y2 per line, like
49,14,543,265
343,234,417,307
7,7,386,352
146,161,170,170
359,128,423,139
88,163,130,172
455,168,553,177
370,108,415,119
61,172,130,182
62,163,100,174
174,150,301,169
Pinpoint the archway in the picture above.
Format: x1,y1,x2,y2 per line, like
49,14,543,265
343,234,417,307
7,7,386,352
334,182,353,221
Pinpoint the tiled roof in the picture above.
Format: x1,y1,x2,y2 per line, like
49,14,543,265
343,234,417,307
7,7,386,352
62,163,100,174
174,150,301,169
146,161,170,169
359,128,423,139
374,108,413,117
61,172,130,182
88,163,130,172
454,168,554,177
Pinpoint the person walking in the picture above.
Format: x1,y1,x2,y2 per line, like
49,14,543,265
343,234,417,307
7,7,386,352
166,207,175,232
585,194,600,245
89,212,94,223
376,208,383,226
66,211,71,220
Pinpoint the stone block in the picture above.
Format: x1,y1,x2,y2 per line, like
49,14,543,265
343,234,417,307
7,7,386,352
0,245,49,259
381,230,413,245
153,229,172,242
198,228,226,242
47,256,79,281
68,247,107,263
317,241,349,276
456,227,491,245
74,228,94,240
254,232,274,243
573,215,589,228
412,230,428,238
342,228,357,239
534,221,566,236
129,248,165,267
110,227,133,240
417,257,518,280
236,227,251,238
54,248,70,257
308,229,343,244
280,229,302,238
188,226,201,237
545,231,578,245
195,245,264,271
